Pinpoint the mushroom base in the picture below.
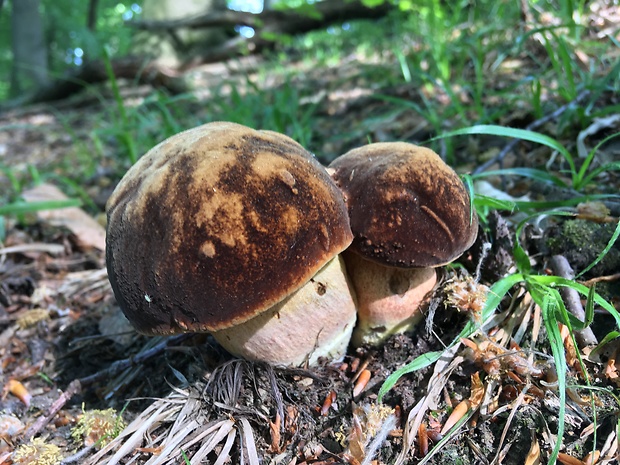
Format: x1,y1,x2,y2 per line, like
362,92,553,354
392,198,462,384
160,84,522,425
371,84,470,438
344,252,437,347
211,256,357,367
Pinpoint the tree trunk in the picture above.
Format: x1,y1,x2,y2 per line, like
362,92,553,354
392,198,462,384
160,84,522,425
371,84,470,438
87,0,100,31
10,0,49,96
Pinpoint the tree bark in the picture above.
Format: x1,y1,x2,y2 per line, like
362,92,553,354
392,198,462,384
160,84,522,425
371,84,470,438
10,0,49,96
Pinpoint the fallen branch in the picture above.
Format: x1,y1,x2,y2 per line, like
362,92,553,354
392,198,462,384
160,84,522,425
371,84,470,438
1,57,187,109
24,380,82,441
547,255,598,347
129,0,392,36
130,0,392,68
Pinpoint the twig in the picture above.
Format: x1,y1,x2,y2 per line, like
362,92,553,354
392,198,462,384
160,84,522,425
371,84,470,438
78,333,193,387
473,90,591,174
60,445,95,464
580,272,620,287
547,255,598,347
24,380,82,441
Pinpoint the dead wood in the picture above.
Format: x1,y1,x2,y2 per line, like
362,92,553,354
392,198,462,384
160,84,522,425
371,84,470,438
129,0,392,36
130,0,392,67
0,57,187,110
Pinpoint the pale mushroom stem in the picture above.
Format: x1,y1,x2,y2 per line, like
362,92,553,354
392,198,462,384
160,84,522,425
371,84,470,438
343,251,437,347
211,256,357,367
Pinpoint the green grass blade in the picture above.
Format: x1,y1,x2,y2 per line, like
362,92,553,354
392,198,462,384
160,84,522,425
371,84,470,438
0,199,82,216
461,174,476,225
473,195,517,212
433,125,575,174
534,288,566,465
576,131,620,185
533,275,620,328
579,161,620,188
589,331,620,358
576,218,620,278
377,350,444,402
512,195,619,210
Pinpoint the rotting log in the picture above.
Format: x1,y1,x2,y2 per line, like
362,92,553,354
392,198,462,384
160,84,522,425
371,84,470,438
129,0,393,67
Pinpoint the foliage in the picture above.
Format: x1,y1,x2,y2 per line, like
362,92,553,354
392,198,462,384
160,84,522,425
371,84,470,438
0,0,140,101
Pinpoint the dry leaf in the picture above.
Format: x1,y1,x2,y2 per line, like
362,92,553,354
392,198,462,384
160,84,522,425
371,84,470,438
469,372,484,408
21,183,106,252
6,379,31,407
524,432,540,465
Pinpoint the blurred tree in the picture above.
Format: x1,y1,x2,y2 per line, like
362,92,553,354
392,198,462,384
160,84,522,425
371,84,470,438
10,0,49,96
87,0,100,30
138,0,230,68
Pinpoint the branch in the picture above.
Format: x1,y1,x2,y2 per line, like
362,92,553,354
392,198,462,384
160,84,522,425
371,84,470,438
128,0,392,36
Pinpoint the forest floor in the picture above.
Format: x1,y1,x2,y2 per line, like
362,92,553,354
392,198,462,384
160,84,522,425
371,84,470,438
1,4,620,465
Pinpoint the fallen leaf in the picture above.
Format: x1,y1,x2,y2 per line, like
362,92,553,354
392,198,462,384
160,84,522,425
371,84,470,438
21,183,106,252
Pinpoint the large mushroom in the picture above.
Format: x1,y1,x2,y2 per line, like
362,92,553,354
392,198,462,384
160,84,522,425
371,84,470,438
106,122,357,367
328,142,478,346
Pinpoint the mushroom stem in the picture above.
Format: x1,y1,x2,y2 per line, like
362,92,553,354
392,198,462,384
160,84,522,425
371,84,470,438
344,251,437,347
211,256,357,367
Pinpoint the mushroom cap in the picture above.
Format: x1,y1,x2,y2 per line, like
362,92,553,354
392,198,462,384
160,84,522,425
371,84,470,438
329,142,478,268
106,122,353,334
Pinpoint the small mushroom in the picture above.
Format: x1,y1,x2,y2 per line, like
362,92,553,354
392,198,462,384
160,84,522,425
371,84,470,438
106,122,357,366
328,142,478,346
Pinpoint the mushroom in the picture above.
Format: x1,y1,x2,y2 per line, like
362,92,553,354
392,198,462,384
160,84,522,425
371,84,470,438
328,142,478,346
105,122,357,367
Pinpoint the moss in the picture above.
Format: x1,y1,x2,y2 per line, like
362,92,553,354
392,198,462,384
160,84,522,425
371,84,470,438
546,219,620,276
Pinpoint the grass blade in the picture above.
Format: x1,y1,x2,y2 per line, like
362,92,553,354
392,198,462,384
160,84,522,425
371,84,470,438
0,199,82,216
433,125,575,174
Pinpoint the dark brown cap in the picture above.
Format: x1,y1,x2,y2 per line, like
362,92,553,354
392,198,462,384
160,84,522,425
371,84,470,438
328,142,477,268
106,122,353,334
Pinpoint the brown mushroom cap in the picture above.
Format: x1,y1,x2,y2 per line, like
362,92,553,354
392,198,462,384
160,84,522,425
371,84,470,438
106,122,353,335
328,142,478,268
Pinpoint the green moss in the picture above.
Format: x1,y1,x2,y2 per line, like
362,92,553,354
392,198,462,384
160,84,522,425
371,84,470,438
546,219,620,276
